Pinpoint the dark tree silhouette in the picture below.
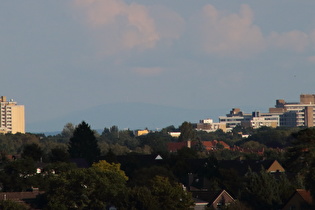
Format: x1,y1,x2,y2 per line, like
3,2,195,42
286,127,315,174
21,143,43,162
68,121,100,164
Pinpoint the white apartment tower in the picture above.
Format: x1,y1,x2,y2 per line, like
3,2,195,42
0,96,25,134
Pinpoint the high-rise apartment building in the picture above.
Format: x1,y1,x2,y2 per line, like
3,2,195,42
0,96,25,134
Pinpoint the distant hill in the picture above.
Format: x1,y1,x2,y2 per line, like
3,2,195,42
26,102,228,134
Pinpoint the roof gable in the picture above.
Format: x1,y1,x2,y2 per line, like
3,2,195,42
266,160,285,173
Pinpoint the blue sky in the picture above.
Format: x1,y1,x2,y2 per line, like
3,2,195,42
1,1,315,132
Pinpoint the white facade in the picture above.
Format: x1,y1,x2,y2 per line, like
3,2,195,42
249,115,279,129
196,118,227,132
219,109,280,130
200,118,213,124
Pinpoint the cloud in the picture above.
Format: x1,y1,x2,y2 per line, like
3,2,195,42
132,67,164,77
191,4,265,57
73,0,160,54
149,5,185,42
189,4,315,58
307,55,315,63
268,31,310,52
73,1,315,58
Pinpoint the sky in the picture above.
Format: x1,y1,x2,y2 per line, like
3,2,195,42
1,0,315,132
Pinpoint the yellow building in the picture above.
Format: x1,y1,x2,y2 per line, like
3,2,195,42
0,96,25,134
135,129,149,136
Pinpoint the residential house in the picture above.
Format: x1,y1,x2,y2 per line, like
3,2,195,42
167,141,192,152
191,190,235,210
167,140,230,153
168,131,181,138
0,191,44,208
202,140,230,150
219,159,285,176
282,189,313,210
192,197,208,210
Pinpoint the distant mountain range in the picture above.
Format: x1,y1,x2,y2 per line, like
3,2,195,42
26,102,229,134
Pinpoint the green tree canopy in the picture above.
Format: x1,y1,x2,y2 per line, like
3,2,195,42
0,200,28,210
0,158,40,192
149,176,194,209
178,121,196,142
44,161,128,209
68,121,100,164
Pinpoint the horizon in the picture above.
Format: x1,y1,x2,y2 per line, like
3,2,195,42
1,1,314,133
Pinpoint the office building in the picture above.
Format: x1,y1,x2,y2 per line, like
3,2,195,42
269,94,315,127
219,108,280,131
196,118,227,132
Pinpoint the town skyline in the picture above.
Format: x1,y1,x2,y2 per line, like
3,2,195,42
1,1,315,133
23,93,315,133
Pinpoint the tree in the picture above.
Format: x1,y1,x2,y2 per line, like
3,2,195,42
68,121,100,164
137,132,170,154
178,121,196,142
305,159,315,200
241,168,293,210
44,161,128,209
285,127,315,174
92,160,128,181
0,158,41,192
21,143,43,162
129,166,176,187
61,123,75,139
149,176,194,209
0,200,28,210
161,125,176,134
48,147,70,163
128,186,160,210
192,138,206,152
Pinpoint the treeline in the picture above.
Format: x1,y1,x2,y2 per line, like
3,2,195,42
0,122,301,160
0,122,314,209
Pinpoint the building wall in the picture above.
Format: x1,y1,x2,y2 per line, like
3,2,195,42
0,96,25,134
271,94,315,128
305,106,314,127
135,129,149,136
11,105,25,134
300,94,315,104
196,119,227,132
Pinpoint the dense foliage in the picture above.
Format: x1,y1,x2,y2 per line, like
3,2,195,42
0,123,314,209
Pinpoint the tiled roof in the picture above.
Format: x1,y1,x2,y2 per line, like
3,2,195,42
0,191,44,201
296,189,313,204
167,141,190,152
167,140,230,152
